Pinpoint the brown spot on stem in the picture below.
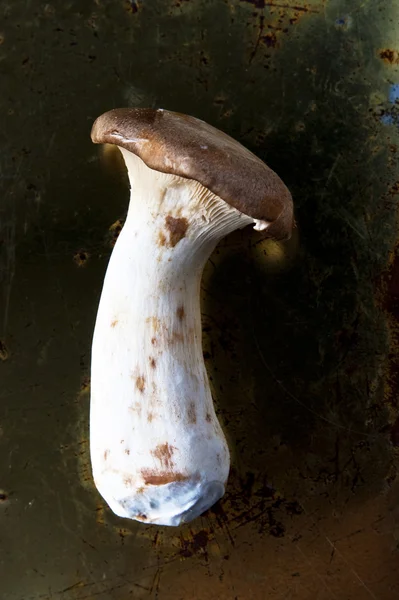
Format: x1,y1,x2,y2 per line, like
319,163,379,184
151,442,175,469
149,356,156,369
169,331,184,345
141,470,188,486
158,231,167,247
176,305,185,321
135,513,148,521
151,337,157,346
146,316,161,334
147,412,155,423
136,375,146,393
110,319,118,328
104,449,110,460
124,476,134,487
165,215,188,247
187,401,197,424
129,402,142,417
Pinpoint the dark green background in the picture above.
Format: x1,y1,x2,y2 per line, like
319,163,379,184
1,0,399,598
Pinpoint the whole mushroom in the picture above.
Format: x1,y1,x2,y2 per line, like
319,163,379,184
90,108,294,526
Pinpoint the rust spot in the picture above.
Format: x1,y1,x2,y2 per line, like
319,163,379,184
109,219,123,246
79,376,90,393
391,415,399,446
0,339,9,361
187,401,197,424
110,319,118,328
136,375,146,393
147,412,155,423
165,215,188,247
123,476,134,487
149,356,156,369
241,0,266,8
176,305,185,321
151,442,175,469
73,249,89,267
141,470,188,486
104,449,110,461
379,48,399,65
192,530,209,552
124,0,139,14
137,486,145,494
262,32,277,48
95,502,105,525
244,0,313,12
205,412,212,423
124,449,130,455
389,181,399,196
180,529,210,558
151,336,157,346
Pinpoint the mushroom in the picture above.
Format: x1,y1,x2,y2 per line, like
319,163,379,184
90,108,293,526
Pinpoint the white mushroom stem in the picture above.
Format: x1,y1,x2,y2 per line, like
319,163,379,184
90,149,264,526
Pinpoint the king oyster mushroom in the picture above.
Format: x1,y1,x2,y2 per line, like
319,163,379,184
90,108,294,526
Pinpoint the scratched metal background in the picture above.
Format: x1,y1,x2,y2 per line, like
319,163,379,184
1,0,399,598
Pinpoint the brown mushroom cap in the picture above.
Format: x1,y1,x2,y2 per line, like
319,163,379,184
91,108,294,240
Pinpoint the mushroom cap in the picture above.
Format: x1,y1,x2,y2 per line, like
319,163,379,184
91,108,294,240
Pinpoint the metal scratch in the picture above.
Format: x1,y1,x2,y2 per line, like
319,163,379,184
249,15,265,64
295,542,339,599
324,536,378,599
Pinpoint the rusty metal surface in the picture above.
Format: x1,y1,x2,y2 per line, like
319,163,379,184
1,0,399,598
